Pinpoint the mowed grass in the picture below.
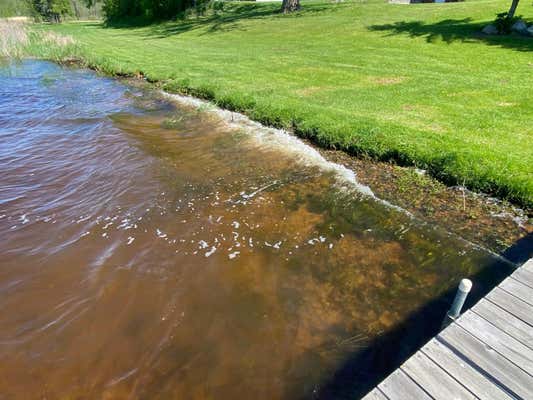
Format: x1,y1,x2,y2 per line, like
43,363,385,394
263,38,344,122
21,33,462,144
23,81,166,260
33,0,533,208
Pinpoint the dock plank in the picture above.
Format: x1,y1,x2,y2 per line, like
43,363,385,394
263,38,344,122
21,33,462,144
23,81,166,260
377,369,432,400
486,287,533,326
500,277,533,306
474,299,533,350
522,259,533,273
401,351,476,399
362,389,389,400
421,338,513,400
362,259,533,400
512,267,533,289
456,310,533,376
439,324,533,399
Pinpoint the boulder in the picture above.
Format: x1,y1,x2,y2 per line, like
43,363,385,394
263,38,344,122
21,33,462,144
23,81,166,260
527,25,533,36
511,20,528,33
482,24,498,35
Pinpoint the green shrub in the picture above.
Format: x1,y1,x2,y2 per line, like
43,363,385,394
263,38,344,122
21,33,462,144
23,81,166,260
0,0,34,18
102,0,214,21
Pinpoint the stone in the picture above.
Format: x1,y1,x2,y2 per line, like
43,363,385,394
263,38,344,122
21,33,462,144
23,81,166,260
482,24,498,35
527,25,533,36
511,20,528,33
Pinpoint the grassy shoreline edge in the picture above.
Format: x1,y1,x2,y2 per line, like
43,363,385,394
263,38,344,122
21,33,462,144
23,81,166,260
3,1,532,210
58,54,533,214
27,57,533,211
58,55,533,211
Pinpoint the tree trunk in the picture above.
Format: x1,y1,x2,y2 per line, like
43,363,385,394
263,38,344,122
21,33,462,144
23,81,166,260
281,0,300,14
72,0,81,20
507,0,520,19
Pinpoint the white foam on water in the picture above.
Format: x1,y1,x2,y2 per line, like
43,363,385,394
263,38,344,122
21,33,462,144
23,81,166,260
205,246,217,257
228,251,240,260
106,368,138,388
162,92,412,216
159,93,523,264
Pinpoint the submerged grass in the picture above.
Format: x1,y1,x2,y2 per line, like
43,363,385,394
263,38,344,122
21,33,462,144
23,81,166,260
9,0,533,208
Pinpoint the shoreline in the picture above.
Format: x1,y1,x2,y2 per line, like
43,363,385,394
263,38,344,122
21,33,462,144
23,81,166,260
3,5,533,209
150,83,531,257
3,55,532,256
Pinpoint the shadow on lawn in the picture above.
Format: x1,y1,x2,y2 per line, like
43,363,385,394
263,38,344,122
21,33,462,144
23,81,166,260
369,18,533,52
105,3,331,38
311,233,532,400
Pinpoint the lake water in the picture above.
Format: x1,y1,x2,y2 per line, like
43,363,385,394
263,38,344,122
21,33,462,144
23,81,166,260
0,60,513,399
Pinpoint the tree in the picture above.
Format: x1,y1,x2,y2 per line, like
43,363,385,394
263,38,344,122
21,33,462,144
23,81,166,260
281,0,300,14
0,0,34,18
101,0,198,21
507,0,520,19
32,0,71,22
50,0,71,21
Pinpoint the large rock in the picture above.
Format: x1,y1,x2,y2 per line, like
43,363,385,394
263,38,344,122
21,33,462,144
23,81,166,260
527,25,533,36
482,24,499,35
511,20,528,33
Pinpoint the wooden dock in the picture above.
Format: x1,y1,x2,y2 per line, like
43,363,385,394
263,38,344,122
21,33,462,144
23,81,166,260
362,258,533,400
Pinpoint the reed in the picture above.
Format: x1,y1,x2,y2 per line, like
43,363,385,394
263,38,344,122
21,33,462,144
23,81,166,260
0,20,29,58
0,19,77,60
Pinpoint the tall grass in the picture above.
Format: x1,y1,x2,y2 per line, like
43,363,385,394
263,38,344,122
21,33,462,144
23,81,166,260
0,20,29,58
0,19,78,60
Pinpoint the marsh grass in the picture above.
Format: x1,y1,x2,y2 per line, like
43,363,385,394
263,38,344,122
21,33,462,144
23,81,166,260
0,19,79,60
0,20,29,58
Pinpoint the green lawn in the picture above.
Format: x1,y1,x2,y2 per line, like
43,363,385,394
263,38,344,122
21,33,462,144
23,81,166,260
33,0,533,208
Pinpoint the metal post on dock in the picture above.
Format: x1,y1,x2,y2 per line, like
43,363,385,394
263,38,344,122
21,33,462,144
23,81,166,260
441,278,472,330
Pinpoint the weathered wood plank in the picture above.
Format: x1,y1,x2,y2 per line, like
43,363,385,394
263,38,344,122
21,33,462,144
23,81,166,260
401,351,476,399
439,324,533,399
521,259,533,273
486,287,533,326
456,310,533,376
500,277,533,306
377,369,432,400
362,260,533,400
362,388,389,400
512,267,533,289
473,298,533,350
422,339,513,400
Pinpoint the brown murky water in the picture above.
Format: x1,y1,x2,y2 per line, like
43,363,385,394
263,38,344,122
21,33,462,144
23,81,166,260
0,61,514,399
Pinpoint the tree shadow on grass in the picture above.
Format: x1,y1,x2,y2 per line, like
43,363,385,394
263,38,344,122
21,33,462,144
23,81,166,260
311,232,532,399
104,2,332,38
368,18,533,52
